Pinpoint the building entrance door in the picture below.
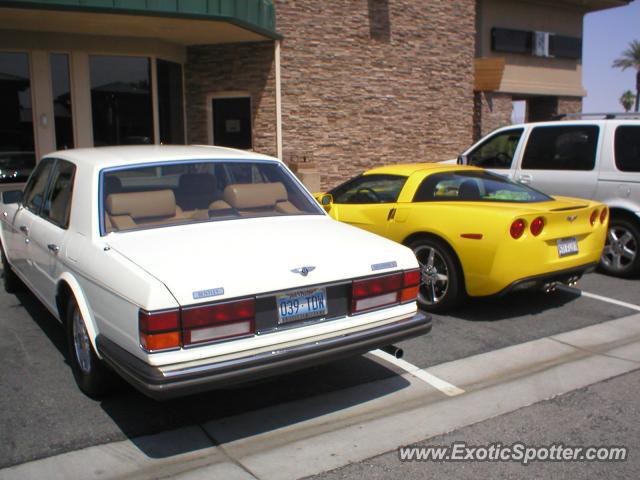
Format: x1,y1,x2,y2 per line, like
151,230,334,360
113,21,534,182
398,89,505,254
211,97,252,149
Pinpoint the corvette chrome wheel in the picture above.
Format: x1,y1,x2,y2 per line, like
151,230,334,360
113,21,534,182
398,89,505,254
414,245,449,305
408,237,463,312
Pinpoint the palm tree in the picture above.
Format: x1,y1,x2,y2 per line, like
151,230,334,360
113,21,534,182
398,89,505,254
612,40,640,112
619,90,635,112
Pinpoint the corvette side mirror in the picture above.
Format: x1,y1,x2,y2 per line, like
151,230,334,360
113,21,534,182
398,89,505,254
457,154,468,165
320,194,333,206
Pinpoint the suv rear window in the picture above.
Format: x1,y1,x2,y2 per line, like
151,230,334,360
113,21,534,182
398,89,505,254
614,126,640,172
521,125,599,171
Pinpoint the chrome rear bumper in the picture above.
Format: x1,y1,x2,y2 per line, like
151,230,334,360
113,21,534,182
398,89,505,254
96,311,431,400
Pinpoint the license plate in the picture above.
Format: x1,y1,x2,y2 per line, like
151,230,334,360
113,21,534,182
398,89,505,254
557,237,579,257
277,287,328,324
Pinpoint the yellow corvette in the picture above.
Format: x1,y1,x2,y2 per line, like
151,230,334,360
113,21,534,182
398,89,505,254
318,164,608,311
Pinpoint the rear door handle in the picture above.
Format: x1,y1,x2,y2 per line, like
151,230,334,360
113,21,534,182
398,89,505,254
517,174,532,184
47,244,60,253
19,225,29,235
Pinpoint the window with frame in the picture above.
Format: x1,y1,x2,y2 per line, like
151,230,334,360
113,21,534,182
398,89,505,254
521,126,599,171
614,126,640,172
467,128,523,169
42,160,75,228
22,159,55,213
329,174,408,204
413,171,551,203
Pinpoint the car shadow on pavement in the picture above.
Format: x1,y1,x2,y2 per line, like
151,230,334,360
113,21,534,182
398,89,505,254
98,356,411,458
4,284,412,463
445,288,581,322
15,290,68,361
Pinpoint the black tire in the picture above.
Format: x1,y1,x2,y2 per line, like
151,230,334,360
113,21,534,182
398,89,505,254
408,237,464,312
1,244,22,294
65,297,115,398
599,217,640,278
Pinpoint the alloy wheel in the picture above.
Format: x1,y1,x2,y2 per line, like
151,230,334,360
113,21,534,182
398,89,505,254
72,307,92,374
602,226,637,273
414,245,450,305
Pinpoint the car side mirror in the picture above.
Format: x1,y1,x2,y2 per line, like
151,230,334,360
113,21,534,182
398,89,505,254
2,190,23,204
320,194,333,206
457,154,468,165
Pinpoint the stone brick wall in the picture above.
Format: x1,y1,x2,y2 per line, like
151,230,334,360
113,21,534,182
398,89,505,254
473,92,513,140
184,42,278,156
274,0,476,189
557,96,583,118
528,95,582,122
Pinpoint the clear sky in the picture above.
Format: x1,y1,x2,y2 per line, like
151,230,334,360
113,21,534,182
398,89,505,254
583,0,640,112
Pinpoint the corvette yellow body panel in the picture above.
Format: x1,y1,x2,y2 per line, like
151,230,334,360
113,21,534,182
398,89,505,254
324,164,607,297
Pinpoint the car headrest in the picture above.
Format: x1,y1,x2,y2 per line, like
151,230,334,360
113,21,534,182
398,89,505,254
104,176,123,195
106,189,177,219
458,179,481,200
224,182,288,209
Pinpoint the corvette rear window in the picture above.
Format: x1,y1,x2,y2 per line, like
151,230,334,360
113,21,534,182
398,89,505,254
413,171,552,203
100,160,323,234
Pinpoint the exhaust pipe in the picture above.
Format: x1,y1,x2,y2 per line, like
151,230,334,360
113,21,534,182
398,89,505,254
543,282,557,293
381,345,404,359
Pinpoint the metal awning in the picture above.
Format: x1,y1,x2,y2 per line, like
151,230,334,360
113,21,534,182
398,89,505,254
0,0,281,44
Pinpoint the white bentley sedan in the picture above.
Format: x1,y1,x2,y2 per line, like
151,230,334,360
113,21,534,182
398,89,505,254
0,146,430,399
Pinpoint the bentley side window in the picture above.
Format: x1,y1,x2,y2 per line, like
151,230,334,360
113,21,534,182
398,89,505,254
22,158,55,214
42,160,76,229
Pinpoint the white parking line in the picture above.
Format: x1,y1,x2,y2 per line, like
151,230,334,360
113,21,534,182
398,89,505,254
580,290,640,312
370,349,465,397
559,285,640,312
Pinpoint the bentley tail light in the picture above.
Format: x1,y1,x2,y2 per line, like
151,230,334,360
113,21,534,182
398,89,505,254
510,219,526,239
600,207,608,224
139,309,181,352
182,299,255,345
351,269,420,314
590,210,598,226
400,269,421,303
530,217,544,236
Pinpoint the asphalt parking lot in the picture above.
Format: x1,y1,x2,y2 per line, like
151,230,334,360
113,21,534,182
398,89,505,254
1,269,638,476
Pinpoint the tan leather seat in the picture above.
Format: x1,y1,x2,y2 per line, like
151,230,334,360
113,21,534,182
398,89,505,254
223,182,300,215
105,189,178,231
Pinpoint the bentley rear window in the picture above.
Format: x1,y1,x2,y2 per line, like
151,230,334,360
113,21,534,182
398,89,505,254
101,161,323,234
413,171,552,203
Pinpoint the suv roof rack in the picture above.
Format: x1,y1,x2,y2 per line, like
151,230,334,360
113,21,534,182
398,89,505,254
553,112,640,120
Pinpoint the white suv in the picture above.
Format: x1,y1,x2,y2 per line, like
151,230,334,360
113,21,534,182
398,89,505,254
458,115,640,277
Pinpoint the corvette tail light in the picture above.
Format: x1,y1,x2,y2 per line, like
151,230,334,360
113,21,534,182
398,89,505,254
600,207,608,224
351,269,420,314
182,298,255,345
510,219,526,239
530,217,544,236
590,210,598,226
139,309,181,352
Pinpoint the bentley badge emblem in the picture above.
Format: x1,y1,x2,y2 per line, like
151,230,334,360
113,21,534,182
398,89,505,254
291,266,315,276
566,215,577,223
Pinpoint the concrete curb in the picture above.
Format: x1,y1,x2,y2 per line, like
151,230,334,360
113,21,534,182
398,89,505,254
3,314,640,480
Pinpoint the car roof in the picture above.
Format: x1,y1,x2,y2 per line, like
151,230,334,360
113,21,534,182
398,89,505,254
43,145,279,169
364,163,483,176
505,118,640,129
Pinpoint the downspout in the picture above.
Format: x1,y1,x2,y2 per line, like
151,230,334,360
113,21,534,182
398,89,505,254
275,39,283,159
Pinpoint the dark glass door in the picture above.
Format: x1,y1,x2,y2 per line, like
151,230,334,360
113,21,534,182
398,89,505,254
0,52,36,184
212,97,252,149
